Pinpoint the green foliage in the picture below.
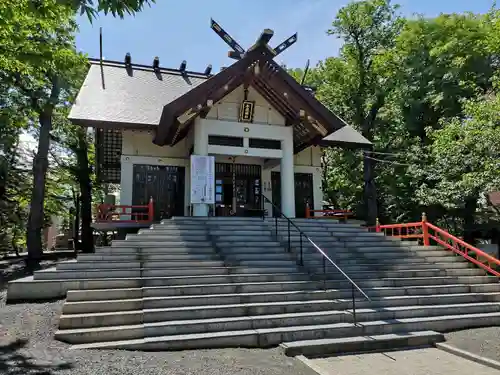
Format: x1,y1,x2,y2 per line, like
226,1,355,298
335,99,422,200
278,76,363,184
67,0,156,21
0,0,87,257
309,0,500,237
419,94,500,209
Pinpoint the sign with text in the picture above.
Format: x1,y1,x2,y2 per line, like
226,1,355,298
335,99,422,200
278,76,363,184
190,155,215,204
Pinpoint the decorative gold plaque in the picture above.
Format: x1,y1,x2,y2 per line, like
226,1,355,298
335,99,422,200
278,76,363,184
239,100,255,123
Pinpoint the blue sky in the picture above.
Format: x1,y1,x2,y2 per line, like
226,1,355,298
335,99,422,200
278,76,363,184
75,0,495,73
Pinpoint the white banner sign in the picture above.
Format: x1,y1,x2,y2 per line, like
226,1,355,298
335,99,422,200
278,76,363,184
190,155,215,204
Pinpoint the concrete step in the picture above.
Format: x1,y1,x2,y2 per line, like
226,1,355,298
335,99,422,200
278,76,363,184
150,224,206,230
96,247,216,254
351,292,500,309
142,273,312,286
57,310,350,344
34,267,226,280
125,235,209,241
339,276,497,288
281,330,445,357
62,285,500,316
36,265,308,280
346,241,419,248
111,240,213,248
269,222,367,234
56,260,226,270
208,230,272,236
77,253,220,262
216,243,284,250
65,312,500,350
316,268,486,280
222,253,294,261
66,281,325,301
214,237,278,243
296,247,452,258
61,291,500,330
303,260,470,270
350,302,500,323
226,259,297,267
62,290,346,314
65,282,500,303
58,299,346,329
138,228,207,235
8,272,314,300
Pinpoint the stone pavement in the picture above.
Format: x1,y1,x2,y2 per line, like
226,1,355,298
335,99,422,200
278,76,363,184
299,348,499,375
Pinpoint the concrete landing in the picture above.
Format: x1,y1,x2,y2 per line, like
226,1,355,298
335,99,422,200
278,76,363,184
299,347,499,375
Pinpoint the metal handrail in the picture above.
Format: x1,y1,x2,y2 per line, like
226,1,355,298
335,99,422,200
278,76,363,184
260,194,371,323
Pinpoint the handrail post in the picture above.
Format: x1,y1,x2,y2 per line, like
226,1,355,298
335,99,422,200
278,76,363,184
351,284,357,325
422,212,430,246
375,217,381,233
305,203,310,218
299,233,303,266
287,219,291,252
322,256,326,289
275,215,278,237
148,197,154,222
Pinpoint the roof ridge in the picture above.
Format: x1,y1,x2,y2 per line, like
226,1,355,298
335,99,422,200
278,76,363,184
88,58,211,79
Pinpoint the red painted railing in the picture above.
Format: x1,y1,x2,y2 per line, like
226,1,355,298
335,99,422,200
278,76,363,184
96,197,154,223
305,204,353,220
369,213,500,277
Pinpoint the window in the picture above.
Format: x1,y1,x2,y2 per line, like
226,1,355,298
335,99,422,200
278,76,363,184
208,136,244,147
249,138,281,150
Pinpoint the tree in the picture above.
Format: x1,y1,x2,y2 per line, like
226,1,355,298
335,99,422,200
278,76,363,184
392,12,495,142
306,2,500,237
323,0,404,224
51,111,95,253
0,0,87,267
418,93,500,243
68,0,156,21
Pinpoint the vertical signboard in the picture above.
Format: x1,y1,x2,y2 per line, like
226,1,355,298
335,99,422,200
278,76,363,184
190,155,215,204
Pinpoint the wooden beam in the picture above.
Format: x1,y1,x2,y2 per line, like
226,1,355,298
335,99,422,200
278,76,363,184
294,134,324,154
252,80,299,123
156,49,265,145
265,57,346,133
264,76,325,137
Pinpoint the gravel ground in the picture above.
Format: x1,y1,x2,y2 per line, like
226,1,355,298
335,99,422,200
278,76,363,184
0,289,317,375
445,328,500,363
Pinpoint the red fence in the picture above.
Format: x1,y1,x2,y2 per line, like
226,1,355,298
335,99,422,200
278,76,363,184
369,213,500,277
96,197,154,223
305,205,353,221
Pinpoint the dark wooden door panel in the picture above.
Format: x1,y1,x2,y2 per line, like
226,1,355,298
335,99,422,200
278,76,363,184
271,172,314,218
132,165,185,221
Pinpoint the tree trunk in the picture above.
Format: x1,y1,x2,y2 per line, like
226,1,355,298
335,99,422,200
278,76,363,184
360,96,383,226
462,197,477,245
26,112,52,269
76,130,94,253
363,152,378,225
26,78,60,270
73,195,81,250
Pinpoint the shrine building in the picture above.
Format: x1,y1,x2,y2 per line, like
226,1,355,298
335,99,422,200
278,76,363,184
68,22,372,225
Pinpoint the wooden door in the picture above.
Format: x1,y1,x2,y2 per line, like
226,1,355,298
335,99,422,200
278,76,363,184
271,172,314,218
132,165,185,221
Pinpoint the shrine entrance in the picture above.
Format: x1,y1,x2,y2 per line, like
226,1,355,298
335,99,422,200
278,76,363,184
214,163,262,217
271,171,314,218
132,164,185,220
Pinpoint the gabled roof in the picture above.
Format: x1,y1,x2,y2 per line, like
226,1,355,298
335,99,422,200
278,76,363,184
69,54,372,153
153,46,356,153
69,59,209,128
320,124,372,149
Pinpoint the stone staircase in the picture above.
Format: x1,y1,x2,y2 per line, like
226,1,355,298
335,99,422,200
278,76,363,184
6,216,500,355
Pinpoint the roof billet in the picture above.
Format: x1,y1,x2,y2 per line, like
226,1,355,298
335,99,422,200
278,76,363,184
88,58,212,80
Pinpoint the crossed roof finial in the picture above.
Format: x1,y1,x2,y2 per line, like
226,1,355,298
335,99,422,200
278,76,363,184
210,18,298,60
